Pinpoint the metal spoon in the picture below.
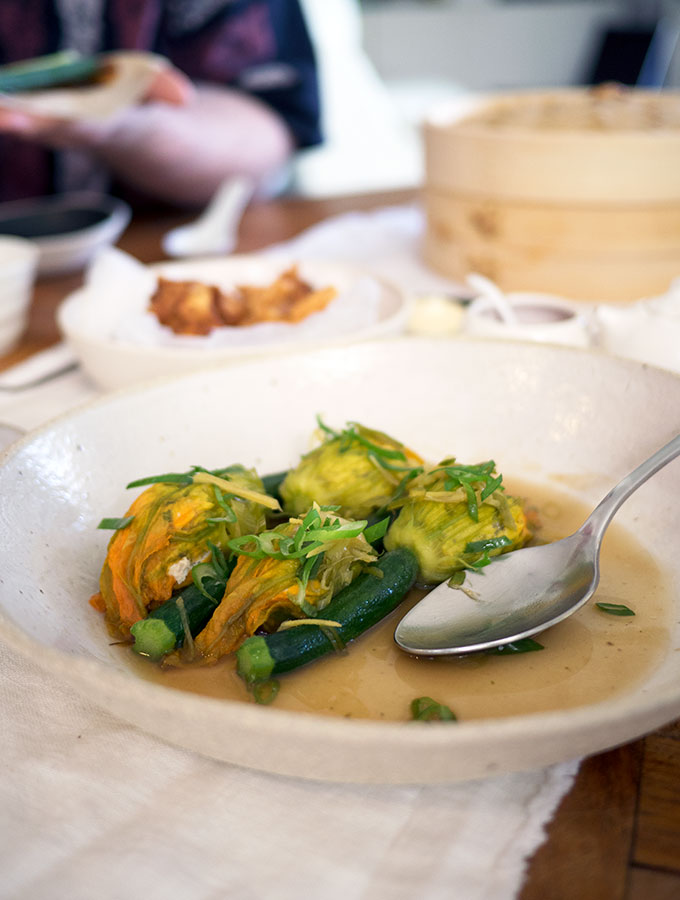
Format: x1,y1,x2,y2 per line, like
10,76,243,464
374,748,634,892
395,432,680,656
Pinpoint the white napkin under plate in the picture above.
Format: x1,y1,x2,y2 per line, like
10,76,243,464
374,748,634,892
0,205,581,900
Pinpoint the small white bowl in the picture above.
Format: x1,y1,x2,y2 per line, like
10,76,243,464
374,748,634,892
0,192,131,275
0,235,39,355
464,292,593,349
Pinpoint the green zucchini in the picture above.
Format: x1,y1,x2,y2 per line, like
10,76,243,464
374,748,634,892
0,51,100,93
130,578,224,661
236,547,418,684
261,469,288,503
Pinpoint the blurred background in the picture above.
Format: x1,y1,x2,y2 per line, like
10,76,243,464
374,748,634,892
293,0,680,195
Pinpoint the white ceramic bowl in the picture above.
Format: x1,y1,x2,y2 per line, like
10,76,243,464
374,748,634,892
1,338,679,784
464,292,593,348
0,192,131,275
58,255,410,389
0,234,39,354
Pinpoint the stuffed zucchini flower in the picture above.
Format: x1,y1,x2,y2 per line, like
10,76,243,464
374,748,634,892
91,465,274,636
384,459,531,584
280,419,423,520
193,504,383,662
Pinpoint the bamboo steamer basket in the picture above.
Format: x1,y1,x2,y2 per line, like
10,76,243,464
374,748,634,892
423,88,680,302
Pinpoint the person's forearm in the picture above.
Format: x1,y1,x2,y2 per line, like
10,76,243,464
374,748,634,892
91,84,295,207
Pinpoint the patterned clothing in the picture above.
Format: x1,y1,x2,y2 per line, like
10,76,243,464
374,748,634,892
0,0,321,200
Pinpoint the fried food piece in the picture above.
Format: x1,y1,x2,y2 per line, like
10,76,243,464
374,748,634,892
237,266,336,324
149,266,337,335
149,278,223,335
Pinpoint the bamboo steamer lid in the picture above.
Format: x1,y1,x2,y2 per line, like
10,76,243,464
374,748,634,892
423,87,680,301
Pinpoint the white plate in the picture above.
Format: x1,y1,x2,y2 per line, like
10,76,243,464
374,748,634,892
1,338,679,783
57,254,409,389
0,51,165,121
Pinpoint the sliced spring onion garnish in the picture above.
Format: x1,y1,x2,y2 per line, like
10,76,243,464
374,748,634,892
386,459,505,522
378,467,423,515
316,417,427,516
191,564,225,602
210,485,237,522
126,472,192,488
438,461,502,521
461,553,492,571
410,697,457,722
251,679,280,705
296,552,323,612
316,415,416,465
191,542,233,601
175,596,196,659
464,535,512,554
207,540,230,579
595,602,635,616
447,571,466,587
125,466,279,510
97,516,134,530
460,535,513,570
228,508,370,561
363,517,390,544
315,415,337,439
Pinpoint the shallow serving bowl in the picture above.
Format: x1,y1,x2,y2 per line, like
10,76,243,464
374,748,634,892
1,338,679,783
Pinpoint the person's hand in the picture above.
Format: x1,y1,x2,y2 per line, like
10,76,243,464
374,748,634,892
0,61,194,148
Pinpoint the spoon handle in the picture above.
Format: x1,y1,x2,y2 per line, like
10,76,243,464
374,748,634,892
584,432,680,542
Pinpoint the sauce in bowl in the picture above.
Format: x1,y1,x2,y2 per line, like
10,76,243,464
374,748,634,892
125,478,672,722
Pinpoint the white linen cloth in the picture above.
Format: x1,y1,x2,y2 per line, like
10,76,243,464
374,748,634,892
0,205,580,900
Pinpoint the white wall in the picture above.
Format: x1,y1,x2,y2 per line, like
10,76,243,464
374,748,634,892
291,0,680,197
360,0,666,90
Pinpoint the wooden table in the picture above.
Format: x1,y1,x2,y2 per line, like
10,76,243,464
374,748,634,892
2,191,678,899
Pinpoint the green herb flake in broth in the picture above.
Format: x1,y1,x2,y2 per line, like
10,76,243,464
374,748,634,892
596,602,636,616
410,697,457,722
251,679,280,705
97,516,135,531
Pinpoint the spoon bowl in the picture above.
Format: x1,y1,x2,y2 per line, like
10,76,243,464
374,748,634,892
395,432,680,656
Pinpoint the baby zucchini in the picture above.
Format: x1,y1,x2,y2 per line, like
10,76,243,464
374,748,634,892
261,469,288,503
236,547,418,684
130,578,224,661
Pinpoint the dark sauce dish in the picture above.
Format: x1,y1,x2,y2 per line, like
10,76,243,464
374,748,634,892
0,192,131,275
